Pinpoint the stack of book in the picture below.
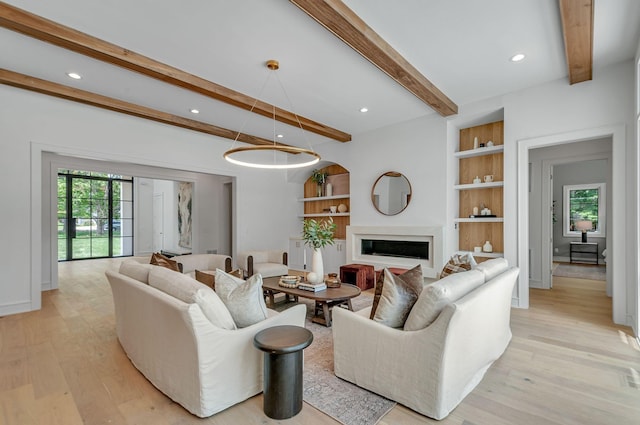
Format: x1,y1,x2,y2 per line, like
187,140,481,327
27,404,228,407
297,281,327,292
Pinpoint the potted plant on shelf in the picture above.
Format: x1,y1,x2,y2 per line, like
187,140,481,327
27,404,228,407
302,217,336,283
311,169,328,197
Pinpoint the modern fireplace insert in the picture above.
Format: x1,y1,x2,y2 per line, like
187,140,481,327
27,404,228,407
361,239,429,260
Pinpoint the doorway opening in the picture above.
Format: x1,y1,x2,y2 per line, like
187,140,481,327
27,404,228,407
57,169,133,261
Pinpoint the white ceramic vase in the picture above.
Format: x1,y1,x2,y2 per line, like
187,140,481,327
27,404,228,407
310,248,324,283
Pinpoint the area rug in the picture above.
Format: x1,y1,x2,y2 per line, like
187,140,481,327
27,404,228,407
274,292,396,425
552,263,606,281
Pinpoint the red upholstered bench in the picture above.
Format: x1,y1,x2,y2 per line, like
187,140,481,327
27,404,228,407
374,267,409,284
339,264,375,290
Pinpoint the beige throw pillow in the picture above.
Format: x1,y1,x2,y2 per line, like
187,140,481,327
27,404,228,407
215,269,269,328
148,266,236,330
371,265,424,328
404,269,485,331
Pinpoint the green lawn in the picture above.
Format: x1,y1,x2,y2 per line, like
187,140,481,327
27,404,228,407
58,229,124,260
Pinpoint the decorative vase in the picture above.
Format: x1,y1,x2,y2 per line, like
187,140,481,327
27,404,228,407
316,184,323,197
326,182,333,197
483,240,493,253
310,248,324,283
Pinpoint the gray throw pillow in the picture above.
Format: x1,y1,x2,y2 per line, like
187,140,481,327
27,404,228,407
371,265,424,328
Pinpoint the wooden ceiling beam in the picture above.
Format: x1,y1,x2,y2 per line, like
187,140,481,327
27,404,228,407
289,0,458,117
0,1,351,142
0,69,288,147
559,0,593,84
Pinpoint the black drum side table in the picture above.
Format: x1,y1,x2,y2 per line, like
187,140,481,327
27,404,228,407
253,325,313,419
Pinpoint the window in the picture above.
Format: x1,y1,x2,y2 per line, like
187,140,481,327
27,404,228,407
562,183,606,238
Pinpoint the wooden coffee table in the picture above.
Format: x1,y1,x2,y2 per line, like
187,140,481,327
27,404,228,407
262,277,361,326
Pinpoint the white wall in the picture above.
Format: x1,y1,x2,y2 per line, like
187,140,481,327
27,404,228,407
0,84,298,315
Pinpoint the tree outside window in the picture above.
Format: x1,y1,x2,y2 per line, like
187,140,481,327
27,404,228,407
562,183,606,238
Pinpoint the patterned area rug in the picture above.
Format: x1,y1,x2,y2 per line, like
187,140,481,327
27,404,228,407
275,292,396,425
552,263,606,281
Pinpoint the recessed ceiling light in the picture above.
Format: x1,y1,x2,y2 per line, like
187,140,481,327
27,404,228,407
66,72,82,80
190,108,200,114
276,134,284,138
360,107,368,113
510,53,525,62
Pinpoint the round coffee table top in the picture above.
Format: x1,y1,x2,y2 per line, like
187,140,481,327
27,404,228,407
253,325,313,354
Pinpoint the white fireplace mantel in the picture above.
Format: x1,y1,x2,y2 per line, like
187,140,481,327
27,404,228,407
346,226,445,278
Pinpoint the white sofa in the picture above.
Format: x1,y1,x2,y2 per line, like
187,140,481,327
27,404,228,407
236,250,288,278
105,261,306,417
332,258,519,420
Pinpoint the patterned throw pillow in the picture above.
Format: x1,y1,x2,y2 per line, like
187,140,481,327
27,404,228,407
369,265,424,328
215,269,269,328
150,252,181,272
439,253,476,279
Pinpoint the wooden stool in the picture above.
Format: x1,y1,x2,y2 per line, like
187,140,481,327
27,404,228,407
339,264,375,290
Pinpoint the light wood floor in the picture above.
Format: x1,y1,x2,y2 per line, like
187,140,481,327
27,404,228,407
1,259,639,424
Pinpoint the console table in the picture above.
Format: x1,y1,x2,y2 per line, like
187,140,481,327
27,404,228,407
569,242,598,265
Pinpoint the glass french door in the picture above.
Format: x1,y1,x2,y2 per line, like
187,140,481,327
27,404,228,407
57,170,133,261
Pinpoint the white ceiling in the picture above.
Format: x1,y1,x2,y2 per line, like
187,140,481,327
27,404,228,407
1,0,639,147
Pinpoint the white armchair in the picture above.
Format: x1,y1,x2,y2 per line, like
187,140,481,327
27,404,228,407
173,253,232,276
237,250,288,278
332,264,519,420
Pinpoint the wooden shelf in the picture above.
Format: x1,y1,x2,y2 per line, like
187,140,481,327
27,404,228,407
301,213,350,218
303,164,350,239
454,181,503,190
299,194,350,202
454,217,504,223
456,121,505,255
458,250,504,258
454,145,504,158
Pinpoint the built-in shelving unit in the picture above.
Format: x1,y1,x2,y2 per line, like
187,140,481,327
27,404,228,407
455,121,504,260
301,164,350,239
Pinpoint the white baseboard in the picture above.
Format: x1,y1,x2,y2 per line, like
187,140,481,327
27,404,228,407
529,279,544,289
553,256,571,263
0,301,33,316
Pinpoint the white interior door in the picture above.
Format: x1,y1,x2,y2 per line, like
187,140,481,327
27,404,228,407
152,193,164,252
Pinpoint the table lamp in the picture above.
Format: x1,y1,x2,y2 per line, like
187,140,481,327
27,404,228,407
575,220,593,243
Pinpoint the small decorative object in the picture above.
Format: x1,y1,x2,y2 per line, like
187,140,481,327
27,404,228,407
486,140,494,147
473,137,479,149
483,240,493,253
302,218,336,284
326,272,341,288
329,205,337,214
326,182,333,197
306,272,318,284
279,275,300,288
311,169,328,197
479,143,485,147
337,203,348,213
474,246,482,253
473,176,481,184
484,175,494,183
472,206,479,215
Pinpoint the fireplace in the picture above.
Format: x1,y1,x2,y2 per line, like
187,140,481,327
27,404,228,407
346,226,444,278
361,239,429,260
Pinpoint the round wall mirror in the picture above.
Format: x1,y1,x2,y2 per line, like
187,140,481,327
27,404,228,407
371,171,412,216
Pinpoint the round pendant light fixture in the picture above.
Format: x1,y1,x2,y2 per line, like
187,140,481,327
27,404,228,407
223,60,321,169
